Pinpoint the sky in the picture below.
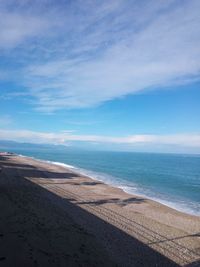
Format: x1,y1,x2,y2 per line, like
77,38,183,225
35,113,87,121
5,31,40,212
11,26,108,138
0,0,200,153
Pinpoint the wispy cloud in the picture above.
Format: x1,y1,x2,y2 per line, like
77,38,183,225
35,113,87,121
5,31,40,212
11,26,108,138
1,0,200,111
0,8,52,49
0,129,200,149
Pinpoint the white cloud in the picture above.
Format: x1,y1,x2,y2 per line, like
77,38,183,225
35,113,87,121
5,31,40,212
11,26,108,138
26,0,200,111
0,129,200,149
0,11,51,49
1,0,200,111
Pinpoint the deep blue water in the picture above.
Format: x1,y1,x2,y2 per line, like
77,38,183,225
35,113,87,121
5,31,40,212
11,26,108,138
2,147,200,215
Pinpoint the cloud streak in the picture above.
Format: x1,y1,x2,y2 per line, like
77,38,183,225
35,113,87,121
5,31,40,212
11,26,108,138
0,7,53,49
0,129,200,149
1,0,200,112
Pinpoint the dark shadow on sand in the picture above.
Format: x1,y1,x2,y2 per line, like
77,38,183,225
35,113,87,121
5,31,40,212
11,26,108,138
4,166,79,179
77,197,146,206
71,181,103,186
1,161,37,169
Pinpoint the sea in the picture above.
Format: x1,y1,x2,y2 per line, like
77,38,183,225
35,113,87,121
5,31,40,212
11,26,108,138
2,146,200,216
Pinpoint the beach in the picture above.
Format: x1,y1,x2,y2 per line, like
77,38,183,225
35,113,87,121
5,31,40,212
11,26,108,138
0,152,200,266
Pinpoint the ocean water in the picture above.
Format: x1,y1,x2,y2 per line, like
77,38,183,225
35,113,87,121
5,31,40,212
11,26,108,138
3,147,200,216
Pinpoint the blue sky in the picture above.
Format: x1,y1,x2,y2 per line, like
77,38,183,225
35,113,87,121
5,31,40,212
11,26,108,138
0,0,200,153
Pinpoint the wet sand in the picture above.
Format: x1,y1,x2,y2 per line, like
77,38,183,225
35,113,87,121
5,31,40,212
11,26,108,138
0,152,200,266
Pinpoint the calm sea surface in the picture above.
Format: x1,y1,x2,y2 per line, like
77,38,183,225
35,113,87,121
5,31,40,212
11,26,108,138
3,147,200,215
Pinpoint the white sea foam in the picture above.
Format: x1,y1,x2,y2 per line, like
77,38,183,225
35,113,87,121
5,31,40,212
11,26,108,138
18,154,28,158
46,161,76,169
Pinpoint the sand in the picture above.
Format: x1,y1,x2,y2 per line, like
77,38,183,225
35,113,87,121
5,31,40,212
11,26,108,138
0,152,200,267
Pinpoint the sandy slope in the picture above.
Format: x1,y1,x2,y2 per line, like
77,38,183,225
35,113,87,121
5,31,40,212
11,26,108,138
0,153,200,266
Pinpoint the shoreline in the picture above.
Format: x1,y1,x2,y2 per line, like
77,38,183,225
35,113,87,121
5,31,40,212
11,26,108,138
5,152,200,226
1,151,200,266
15,151,200,217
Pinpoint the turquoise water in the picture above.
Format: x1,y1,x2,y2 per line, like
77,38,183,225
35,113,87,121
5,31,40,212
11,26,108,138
3,147,200,216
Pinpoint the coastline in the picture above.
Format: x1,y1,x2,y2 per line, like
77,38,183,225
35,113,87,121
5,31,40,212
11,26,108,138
17,152,200,217
17,152,200,221
1,152,200,266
